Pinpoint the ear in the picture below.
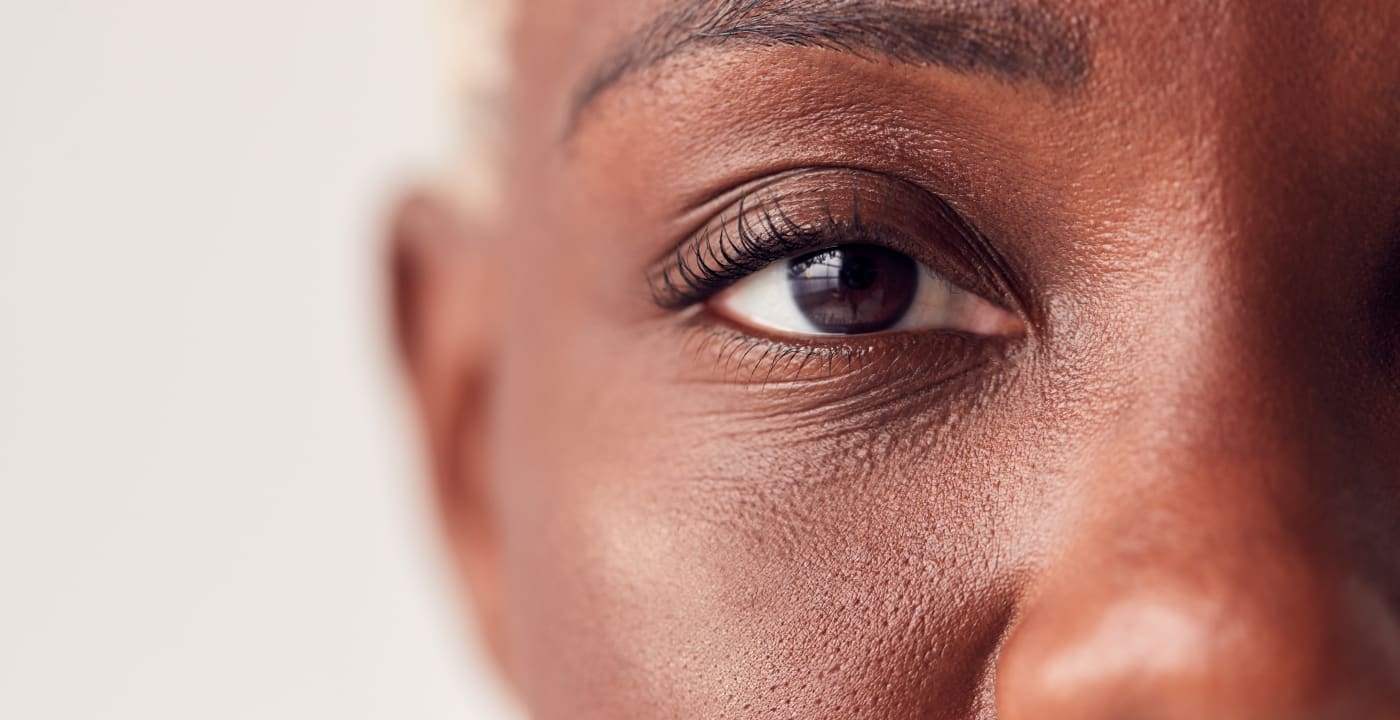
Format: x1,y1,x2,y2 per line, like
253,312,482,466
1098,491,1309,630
386,190,509,679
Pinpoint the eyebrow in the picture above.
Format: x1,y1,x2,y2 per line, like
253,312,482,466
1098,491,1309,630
571,0,1090,130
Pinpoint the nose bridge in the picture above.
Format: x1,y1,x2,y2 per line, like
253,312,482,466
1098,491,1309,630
1066,403,1342,626
1093,0,1383,444
1063,369,1341,628
1104,277,1334,500
1099,97,1360,492
1066,315,1343,622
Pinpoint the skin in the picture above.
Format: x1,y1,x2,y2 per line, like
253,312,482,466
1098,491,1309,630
390,0,1400,717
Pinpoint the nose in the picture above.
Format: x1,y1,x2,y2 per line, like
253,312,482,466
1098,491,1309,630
998,559,1400,719
995,442,1400,719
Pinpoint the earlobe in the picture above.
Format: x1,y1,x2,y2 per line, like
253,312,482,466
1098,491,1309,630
385,189,512,683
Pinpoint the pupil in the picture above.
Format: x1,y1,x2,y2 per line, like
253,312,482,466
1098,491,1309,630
839,255,878,291
787,244,919,334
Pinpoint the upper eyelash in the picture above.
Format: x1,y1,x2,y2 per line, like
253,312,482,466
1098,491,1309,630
649,197,894,310
649,201,805,310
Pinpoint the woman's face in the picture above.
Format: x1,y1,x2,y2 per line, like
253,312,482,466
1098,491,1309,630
393,0,1400,717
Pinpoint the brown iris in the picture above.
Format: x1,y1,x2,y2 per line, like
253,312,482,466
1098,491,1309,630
787,245,919,334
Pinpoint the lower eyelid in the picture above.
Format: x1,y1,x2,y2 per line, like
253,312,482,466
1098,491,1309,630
666,312,1008,402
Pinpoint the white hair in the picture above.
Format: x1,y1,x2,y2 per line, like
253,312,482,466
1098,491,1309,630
444,0,512,209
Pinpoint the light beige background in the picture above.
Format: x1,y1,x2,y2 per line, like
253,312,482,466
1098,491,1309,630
0,1,517,717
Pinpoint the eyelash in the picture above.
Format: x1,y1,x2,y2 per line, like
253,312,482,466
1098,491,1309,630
649,198,901,311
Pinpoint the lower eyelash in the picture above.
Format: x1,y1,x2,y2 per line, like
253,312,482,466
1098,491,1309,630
670,311,1007,417
677,313,863,386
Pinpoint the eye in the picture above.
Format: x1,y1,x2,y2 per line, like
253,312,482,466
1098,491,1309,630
710,244,1023,337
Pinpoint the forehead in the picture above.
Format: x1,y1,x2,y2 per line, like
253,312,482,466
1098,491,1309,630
510,0,1400,125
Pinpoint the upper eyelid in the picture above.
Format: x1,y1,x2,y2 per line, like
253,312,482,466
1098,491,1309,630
662,164,942,250
650,197,869,309
649,169,914,305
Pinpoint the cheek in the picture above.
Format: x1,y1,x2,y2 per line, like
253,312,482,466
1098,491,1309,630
491,306,1039,718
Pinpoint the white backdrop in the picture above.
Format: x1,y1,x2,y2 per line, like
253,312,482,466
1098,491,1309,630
0,1,518,717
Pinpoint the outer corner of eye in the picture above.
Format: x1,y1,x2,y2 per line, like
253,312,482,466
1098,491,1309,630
708,246,1024,339
934,290,1026,338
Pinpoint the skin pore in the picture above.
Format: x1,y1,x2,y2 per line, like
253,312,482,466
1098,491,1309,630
391,0,1400,717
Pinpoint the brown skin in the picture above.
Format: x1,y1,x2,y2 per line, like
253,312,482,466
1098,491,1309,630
391,0,1400,717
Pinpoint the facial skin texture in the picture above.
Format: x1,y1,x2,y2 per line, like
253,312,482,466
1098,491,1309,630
391,1,1400,717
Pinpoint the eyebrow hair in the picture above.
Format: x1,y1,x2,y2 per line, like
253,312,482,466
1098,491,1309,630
571,0,1090,128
